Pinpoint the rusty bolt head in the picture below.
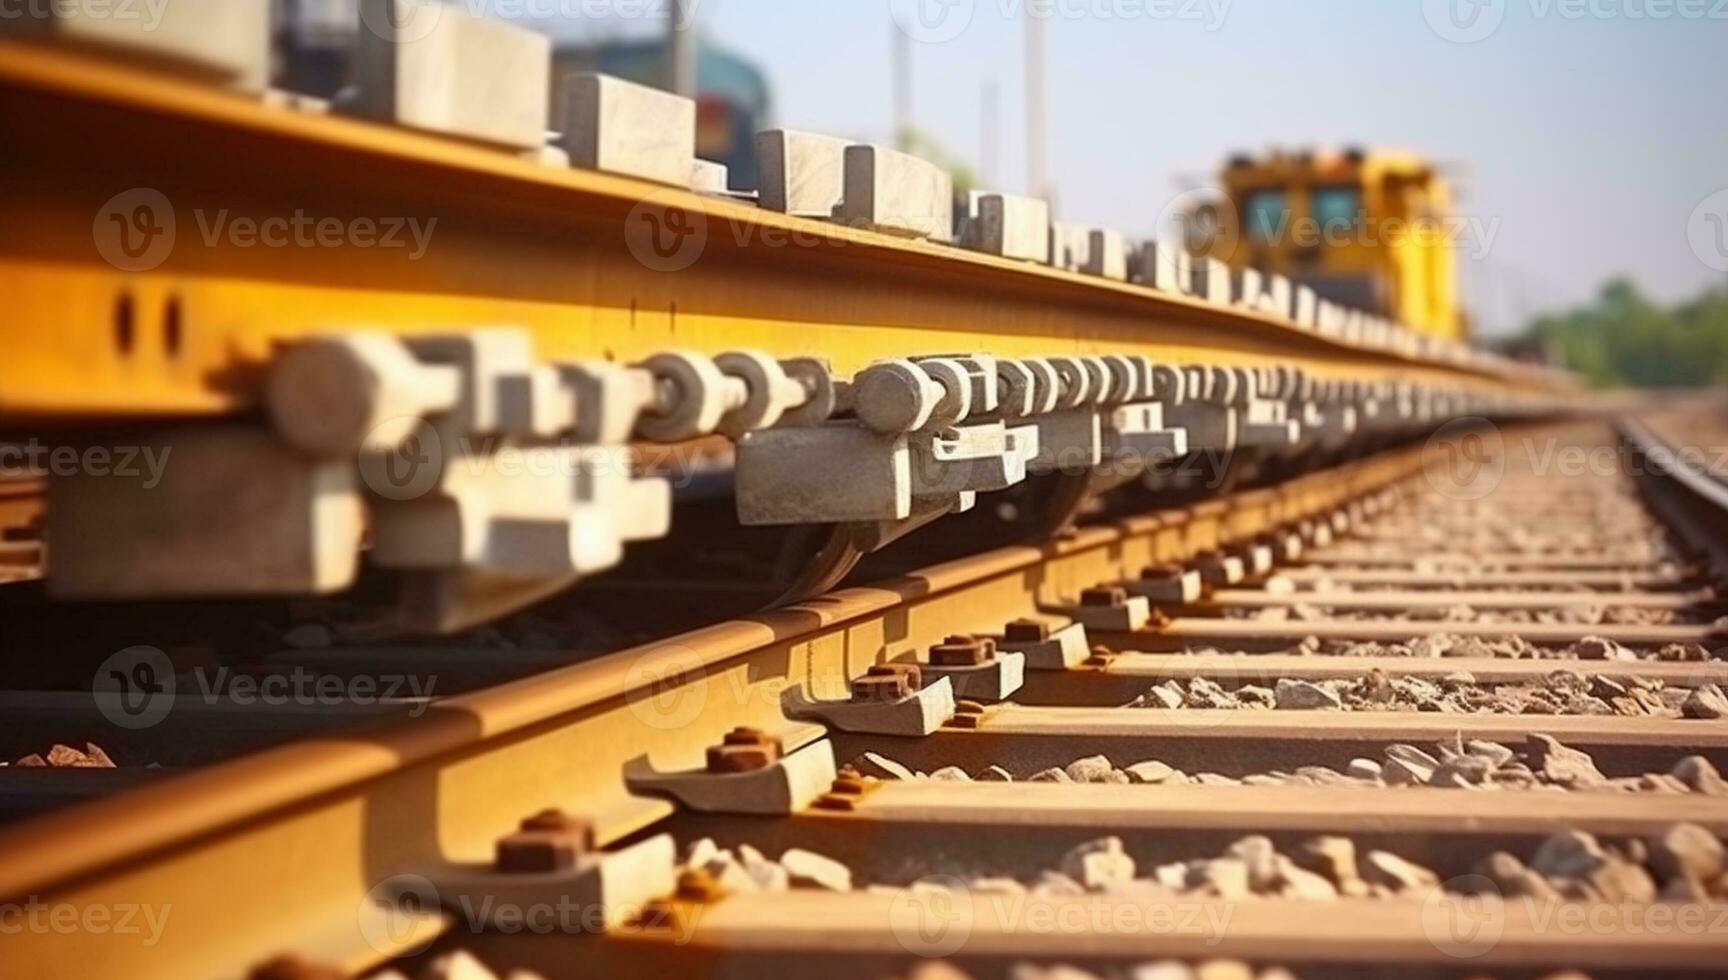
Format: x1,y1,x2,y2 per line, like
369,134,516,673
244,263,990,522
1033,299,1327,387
676,868,725,901
1080,586,1128,608
706,728,784,773
929,634,995,667
1003,619,1049,643
495,809,595,873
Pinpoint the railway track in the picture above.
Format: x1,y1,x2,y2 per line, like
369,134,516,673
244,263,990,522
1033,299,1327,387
3,418,1727,980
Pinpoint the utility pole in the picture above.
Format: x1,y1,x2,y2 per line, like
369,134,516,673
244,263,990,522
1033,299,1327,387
892,24,912,151
667,0,697,97
981,79,1000,187
1025,11,1048,202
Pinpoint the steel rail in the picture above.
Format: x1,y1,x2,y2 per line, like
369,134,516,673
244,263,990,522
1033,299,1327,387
0,440,1426,980
0,41,1534,421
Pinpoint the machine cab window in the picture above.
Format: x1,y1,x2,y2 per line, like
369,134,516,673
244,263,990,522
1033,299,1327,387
1245,190,1289,243
1313,185,1363,234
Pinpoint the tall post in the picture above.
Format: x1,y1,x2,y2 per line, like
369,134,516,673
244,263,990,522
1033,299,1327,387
893,24,912,151
1025,11,1048,201
981,79,1000,187
668,0,697,97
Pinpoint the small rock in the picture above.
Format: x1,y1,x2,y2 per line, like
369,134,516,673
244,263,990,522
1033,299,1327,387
1140,681,1187,710
853,752,915,781
1587,859,1657,903
1153,861,1189,889
1276,856,1339,900
283,623,335,650
977,765,1014,782
1060,836,1137,891
80,742,117,768
44,745,90,767
1526,734,1605,788
1065,755,1118,784
1530,830,1609,879
929,766,971,782
781,848,852,891
1192,857,1252,901
1648,823,1726,883
1346,758,1383,781
739,845,790,891
1662,874,1710,902
1125,760,1176,785
1032,870,1084,896
1465,739,1515,767
420,950,499,980
685,837,718,869
1028,767,1072,783
1428,754,1492,788
1575,635,1632,661
1672,756,1728,795
1682,685,1728,720
1473,851,1561,900
1360,851,1438,893
1295,836,1360,889
1275,678,1343,710
1226,835,1281,893
1131,962,1198,980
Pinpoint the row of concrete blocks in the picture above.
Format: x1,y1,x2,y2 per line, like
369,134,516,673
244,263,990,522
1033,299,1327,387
735,354,1563,528
46,330,839,631
8,2,1546,387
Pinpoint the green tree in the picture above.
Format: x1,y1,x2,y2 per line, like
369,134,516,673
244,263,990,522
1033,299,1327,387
1517,279,1728,388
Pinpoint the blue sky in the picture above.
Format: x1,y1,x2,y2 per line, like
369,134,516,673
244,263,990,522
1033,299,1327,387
535,0,1727,335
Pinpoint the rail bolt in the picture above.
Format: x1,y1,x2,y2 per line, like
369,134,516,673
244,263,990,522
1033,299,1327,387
849,663,923,703
1003,618,1050,643
1080,586,1129,608
494,809,596,874
704,727,785,773
929,634,995,667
